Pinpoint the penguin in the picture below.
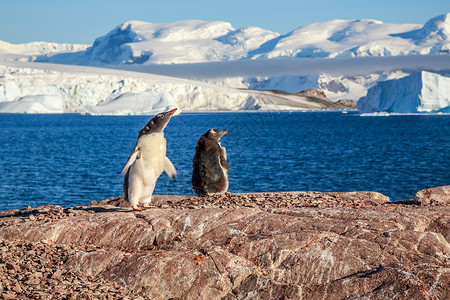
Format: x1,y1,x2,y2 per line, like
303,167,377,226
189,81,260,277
121,108,177,210
191,128,229,196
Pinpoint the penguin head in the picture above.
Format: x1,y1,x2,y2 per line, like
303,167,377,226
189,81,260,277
139,108,177,135
204,128,229,142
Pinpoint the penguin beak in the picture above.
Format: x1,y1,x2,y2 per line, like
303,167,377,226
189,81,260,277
168,108,177,114
222,131,229,135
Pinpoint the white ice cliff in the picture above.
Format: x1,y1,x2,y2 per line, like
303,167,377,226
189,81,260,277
357,71,450,113
83,90,178,116
0,62,338,114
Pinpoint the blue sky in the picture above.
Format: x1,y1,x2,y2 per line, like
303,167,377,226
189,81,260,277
1,0,449,44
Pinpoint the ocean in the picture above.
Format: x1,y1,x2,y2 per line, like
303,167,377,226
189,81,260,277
0,111,449,211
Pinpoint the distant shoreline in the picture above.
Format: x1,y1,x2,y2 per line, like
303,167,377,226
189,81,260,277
5,110,450,116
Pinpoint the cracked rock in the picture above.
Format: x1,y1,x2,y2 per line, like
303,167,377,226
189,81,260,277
0,190,449,299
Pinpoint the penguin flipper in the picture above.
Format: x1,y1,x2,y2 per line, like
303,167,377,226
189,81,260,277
123,168,130,201
163,156,177,180
219,147,229,173
121,147,140,175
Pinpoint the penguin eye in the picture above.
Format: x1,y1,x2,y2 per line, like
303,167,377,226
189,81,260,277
159,115,164,119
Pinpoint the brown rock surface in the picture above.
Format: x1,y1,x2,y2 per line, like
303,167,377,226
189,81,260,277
0,190,449,299
414,185,450,206
335,99,358,109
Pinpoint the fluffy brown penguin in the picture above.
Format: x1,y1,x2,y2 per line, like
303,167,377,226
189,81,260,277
121,108,177,210
191,128,229,196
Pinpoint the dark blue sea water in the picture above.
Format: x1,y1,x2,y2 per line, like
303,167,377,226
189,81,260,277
0,112,449,211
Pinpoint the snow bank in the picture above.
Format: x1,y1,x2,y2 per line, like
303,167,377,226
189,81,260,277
83,89,178,115
0,94,63,113
357,71,450,113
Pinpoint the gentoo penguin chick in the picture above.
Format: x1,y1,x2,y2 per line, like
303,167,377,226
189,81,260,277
192,128,229,196
121,108,177,210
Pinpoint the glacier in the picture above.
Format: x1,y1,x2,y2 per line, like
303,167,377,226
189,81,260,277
83,90,178,116
357,71,450,113
0,61,346,114
0,62,248,113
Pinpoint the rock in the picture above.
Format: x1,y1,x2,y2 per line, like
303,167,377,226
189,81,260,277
295,89,358,110
2,293,15,300
297,88,328,99
11,284,22,294
4,263,16,271
335,99,358,109
0,190,448,299
94,191,390,209
414,185,450,206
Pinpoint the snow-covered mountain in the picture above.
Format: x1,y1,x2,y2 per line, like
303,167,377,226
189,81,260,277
0,40,88,57
252,14,450,59
357,71,450,113
38,14,450,66
42,20,279,65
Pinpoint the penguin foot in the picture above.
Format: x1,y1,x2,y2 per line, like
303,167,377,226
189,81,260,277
142,203,153,209
132,205,144,211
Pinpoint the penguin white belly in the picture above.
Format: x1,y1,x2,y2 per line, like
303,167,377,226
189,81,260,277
138,133,167,175
220,146,229,192
128,133,167,206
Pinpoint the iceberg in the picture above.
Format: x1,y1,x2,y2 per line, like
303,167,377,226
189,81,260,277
0,94,64,113
357,71,450,113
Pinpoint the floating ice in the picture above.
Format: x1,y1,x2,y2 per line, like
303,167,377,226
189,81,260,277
0,94,64,114
357,71,450,113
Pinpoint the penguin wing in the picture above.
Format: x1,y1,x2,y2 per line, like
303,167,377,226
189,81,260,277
219,147,229,173
164,156,177,180
123,168,130,201
121,146,140,175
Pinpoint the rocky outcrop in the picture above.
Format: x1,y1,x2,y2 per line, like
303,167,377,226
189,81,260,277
414,185,450,206
335,99,358,109
296,89,356,110
244,88,355,111
297,88,328,99
0,188,449,299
